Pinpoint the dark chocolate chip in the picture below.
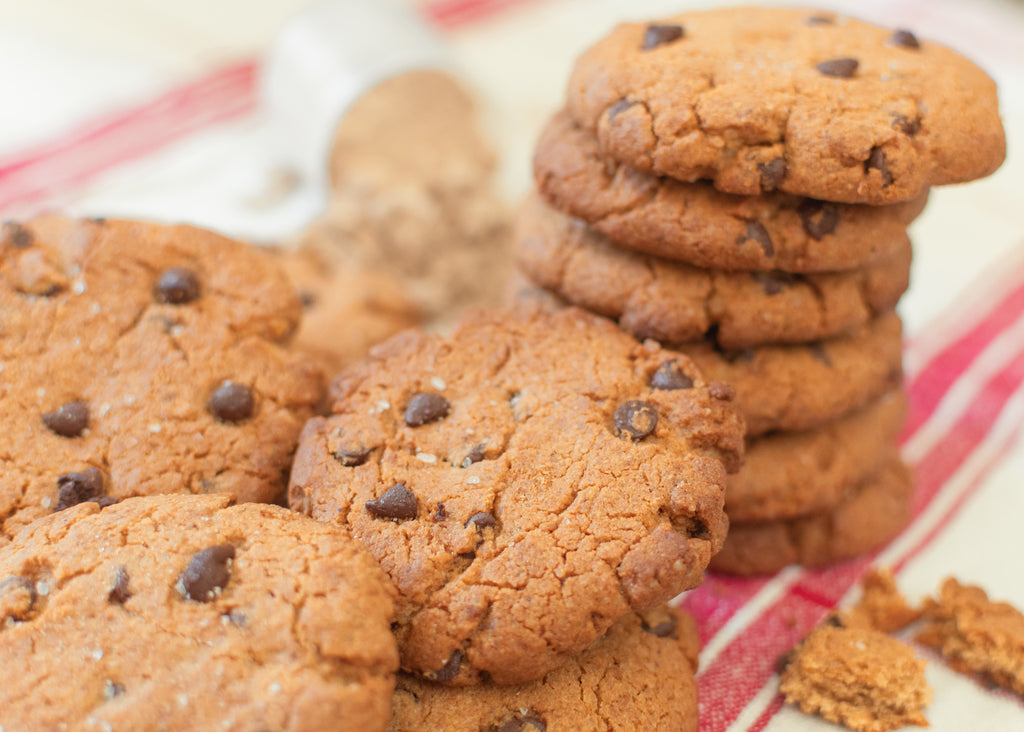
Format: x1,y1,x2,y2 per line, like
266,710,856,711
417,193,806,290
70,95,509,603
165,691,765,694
3,222,33,248
614,400,659,441
805,15,835,25
643,24,684,50
404,392,449,427
891,29,920,49
775,649,795,675
365,483,418,520
434,502,447,521
798,200,839,240
154,267,200,305
707,382,736,402
466,512,496,531
108,566,131,604
103,680,126,700
752,271,800,296
642,613,679,638
90,496,118,509
42,400,89,438
866,146,894,186
607,99,635,120
893,114,921,136
651,360,694,391
430,650,462,682
493,714,548,732
809,343,834,368
179,544,236,602
461,444,486,468
208,381,254,423
758,158,786,191
739,221,774,257
824,613,845,628
332,447,372,467
55,468,104,511
298,290,317,308
816,58,859,78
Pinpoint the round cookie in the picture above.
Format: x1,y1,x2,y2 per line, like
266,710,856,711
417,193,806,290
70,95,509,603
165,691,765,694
710,455,914,576
729,391,906,522
566,7,1005,204
0,218,322,542
516,193,911,347
678,311,903,436
289,305,744,685
534,111,924,272
390,606,699,731
271,246,422,377
0,494,399,732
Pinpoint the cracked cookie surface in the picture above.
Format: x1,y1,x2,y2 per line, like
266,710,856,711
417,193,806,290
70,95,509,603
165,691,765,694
517,193,911,348
0,218,322,542
0,494,399,732
289,305,743,685
566,7,1004,204
390,606,699,731
534,111,924,271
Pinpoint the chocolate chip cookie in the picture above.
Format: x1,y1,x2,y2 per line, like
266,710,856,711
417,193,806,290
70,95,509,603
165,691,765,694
289,305,744,685
390,606,699,731
533,111,924,271
566,7,1005,203
711,455,914,576
729,391,906,522
516,193,911,348
0,218,322,541
0,494,399,732
679,312,903,436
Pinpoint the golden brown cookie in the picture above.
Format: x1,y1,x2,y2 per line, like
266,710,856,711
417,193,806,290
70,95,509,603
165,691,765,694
0,494,399,732
917,578,1024,697
533,111,924,272
516,193,911,347
566,8,1005,203
841,567,922,633
289,305,744,685
711,456,913,576
390,607,699,731
728,392,905,522
0,218,322,542
678,312,903,437
779,624,931,731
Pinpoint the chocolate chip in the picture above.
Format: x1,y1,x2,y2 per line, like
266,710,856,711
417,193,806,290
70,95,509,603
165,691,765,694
493,714,547,732
466,512,496,531
90,496,119,509
798,200,839,240
824,613,845,628
3,222,33,248
55,468,104,511
332,447,372,467
752,271,800,296
739,221,774,257
103,680,126,700
179,545,236,602
707,382,736,402
642,613,678,638
154,267,200,305
891,29,920,49
806,14,834,25
643,24,684,50
758,158,786,191
809,343,834,368
893,114,921,136
108,566,131,604
404,392,449,427
816,58,859,78
607,99,635,120
866,146,893,186
208,381,254,423
434,502,447,521
775,649,795,675
651,360,694,391
429,650,462,682
460,444,486,468
614,400,658,441
365,483,418,520
298,290,317,308
42,400,89,438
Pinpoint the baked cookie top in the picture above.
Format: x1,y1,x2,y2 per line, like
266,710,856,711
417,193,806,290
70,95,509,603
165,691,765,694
534,111,924,272
516,193,911,348
0,218,322,541
0,495,399,732
566,7,1005,203
289,305,743,685
390,606,699,732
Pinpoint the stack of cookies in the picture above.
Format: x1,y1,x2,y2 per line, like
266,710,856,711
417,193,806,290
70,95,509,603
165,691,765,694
517,7,1005,575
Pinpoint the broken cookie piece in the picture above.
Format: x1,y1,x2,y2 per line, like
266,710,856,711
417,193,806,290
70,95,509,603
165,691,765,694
841,567,922,633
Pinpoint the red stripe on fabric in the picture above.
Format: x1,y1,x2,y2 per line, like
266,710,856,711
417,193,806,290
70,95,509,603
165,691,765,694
749,697,785,732
679,576,770,647
696,344,1024,731
424,0,543,26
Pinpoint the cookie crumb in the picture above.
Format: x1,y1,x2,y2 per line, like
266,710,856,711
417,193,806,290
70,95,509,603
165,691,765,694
841,567,921,633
